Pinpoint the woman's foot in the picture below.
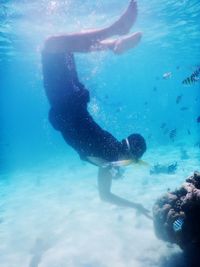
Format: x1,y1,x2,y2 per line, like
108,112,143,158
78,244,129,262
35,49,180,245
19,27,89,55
112,0,138,36
113,32,142,54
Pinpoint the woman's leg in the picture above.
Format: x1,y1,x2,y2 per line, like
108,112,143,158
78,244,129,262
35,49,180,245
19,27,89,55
44,0,138,53
96,31,142,54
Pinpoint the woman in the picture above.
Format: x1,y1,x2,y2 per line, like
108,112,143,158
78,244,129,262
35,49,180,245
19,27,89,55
42,1,150,218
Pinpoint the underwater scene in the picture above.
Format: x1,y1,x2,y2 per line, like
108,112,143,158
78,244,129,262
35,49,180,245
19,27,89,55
0,0,200,266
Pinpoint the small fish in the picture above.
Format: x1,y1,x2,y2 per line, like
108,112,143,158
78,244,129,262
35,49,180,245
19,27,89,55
153,86,157,91
176,95,182,104
173,218,184,232
180,106,189,111
187,129,191,135
169,129,177,141
161,123,166,129
182,67,200,85
197,116,200,123
180,148,189,160
163,72,172,79
163,128,169,135
150,162,177,175
194,142,200,148
116,107,123,113
144,101,148,106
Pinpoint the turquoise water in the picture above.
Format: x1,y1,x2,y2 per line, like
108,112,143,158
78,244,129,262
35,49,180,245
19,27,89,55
0,1,200,266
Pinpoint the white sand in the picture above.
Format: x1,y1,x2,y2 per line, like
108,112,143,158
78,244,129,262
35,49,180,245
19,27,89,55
0,146,199,267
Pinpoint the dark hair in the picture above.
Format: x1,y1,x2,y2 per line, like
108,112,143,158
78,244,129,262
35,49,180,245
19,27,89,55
126,133,146,159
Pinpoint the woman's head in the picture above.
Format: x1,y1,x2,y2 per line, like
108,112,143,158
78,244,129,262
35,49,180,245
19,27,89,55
125,133,146,160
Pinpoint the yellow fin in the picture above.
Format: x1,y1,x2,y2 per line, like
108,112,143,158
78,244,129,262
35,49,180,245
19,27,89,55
110,160,133,167
110,159,149,167
133,159,150,167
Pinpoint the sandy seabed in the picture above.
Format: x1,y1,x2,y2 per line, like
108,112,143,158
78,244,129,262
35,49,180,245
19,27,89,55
0,146,199,267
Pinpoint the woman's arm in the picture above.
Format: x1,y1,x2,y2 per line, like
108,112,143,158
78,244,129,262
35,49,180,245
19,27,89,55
98,167,152,219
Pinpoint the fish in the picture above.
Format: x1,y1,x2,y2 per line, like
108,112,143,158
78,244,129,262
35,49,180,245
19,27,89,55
150,162,177,175
116,107,123,113
163,72,172,79
169,129,177,141
180,106,189,111
163,128,169,135
182,67,200,85
176,95,182,104
161,123,166,129
187,129,191,135
173,218,184,232
194,141,200,148
153,86,157,91
180,148,189,160
197,116,200,123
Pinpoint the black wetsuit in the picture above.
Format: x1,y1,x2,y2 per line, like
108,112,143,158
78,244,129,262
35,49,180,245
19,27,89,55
42,52,128,162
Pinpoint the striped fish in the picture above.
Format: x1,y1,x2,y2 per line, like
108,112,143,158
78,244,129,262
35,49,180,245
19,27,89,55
173,218,184,232
169,129,177,141
182,67,200,85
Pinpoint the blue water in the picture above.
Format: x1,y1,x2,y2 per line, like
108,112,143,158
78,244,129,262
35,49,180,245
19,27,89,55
0,1,200,266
